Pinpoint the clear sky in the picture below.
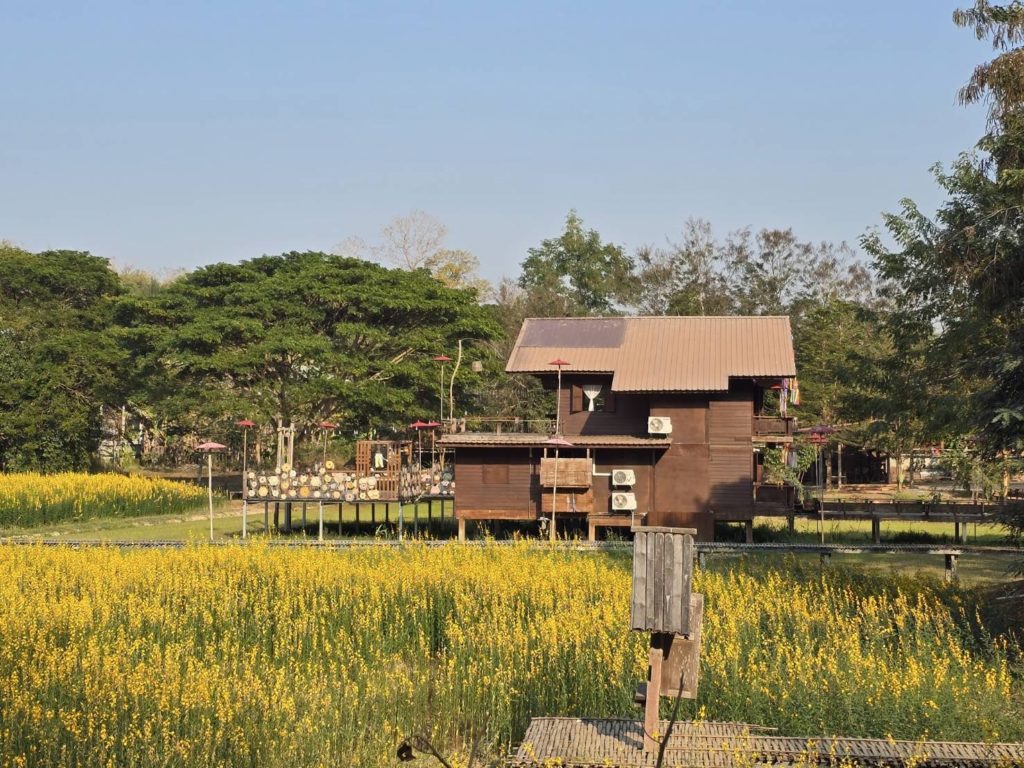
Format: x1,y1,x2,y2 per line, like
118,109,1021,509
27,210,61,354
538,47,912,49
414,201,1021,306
0,1,990,284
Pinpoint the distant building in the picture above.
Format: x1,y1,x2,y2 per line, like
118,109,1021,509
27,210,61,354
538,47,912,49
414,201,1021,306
441,316,798,541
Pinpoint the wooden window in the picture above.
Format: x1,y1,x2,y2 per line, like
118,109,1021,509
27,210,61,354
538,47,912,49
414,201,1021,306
570,384,584,413
482,462,509,485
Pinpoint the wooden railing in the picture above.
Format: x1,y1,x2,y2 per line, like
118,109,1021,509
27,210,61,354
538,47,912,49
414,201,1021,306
753,483,796,509
753,416,795,438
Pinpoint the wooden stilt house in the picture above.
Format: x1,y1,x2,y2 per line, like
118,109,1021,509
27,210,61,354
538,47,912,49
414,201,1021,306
441,316,798,541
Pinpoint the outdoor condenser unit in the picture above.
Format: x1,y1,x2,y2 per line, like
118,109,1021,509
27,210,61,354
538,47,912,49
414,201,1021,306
611,491,637,511
611,468,636,487
647,416,673,435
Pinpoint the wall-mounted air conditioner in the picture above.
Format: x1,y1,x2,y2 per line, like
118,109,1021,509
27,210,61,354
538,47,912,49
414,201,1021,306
611,468,636,487
648,416,673,435
611,491,637,511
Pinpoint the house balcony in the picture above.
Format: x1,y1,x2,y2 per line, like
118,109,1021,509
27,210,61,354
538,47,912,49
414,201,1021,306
753,416,796,442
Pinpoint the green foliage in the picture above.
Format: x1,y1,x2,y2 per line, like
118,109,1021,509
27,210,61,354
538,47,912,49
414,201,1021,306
791,298,885,428
762,442,817,500
0,246,128,470
518,210,635,315
123,252,499,448
865,4,1024,457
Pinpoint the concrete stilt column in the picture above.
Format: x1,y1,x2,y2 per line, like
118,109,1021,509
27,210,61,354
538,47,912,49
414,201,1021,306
871,516,881,544
744,520,754,544
588,522,597,542
457,518,466,542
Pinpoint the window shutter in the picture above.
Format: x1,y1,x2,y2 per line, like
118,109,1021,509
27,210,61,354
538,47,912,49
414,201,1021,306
570,384,583,413
603,388,617,413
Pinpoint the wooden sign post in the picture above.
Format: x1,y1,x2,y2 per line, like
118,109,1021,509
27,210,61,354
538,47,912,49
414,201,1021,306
630,526,702,753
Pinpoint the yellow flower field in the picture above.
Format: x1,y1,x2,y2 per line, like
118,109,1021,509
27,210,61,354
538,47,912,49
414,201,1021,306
0,544,1018,768
0,472,208,527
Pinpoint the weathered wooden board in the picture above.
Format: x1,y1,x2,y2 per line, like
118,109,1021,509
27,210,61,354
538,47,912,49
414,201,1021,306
631,527,694,635
661,593,703,699
539,457,592,488
539,488,594,514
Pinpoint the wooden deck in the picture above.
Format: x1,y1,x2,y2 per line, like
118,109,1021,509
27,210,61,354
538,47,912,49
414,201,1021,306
511,717,1024,767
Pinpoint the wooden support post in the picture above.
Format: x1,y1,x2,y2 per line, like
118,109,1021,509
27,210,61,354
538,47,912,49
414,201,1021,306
318,502,324,542
786,514,795,534
458,517,466,542
588,521,597,542
955,520,967,544
871,516,881,544
264,502,269,532
744,520,754,544
644,639,663,753
301,502,307,530
273,502,280,531
945,553,958,582
284,502,292,532
242,498,248,539
371,503,376,524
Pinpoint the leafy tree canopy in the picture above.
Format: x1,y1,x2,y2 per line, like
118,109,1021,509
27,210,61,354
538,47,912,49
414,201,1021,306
865,1,1024,456
122,252,499,446
518,210,635,315
0,246,127,470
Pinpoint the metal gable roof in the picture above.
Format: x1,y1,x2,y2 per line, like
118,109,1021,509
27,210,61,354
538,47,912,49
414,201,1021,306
506,316,796,392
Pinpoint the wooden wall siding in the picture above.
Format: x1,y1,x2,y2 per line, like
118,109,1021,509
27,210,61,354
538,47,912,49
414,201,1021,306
709,446,755,520
649,394,709,444
708,397,753,445
559,377,650,436
630,528,694,635
539,488,594,514
454,448,536,519
653,445,710,524
593,449,656,515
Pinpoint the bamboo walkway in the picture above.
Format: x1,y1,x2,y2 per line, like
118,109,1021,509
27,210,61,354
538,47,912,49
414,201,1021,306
510,717,1024,767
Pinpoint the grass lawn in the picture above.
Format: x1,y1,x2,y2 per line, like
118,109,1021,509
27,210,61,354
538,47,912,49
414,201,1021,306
0,499,456,542
751,515,1009,545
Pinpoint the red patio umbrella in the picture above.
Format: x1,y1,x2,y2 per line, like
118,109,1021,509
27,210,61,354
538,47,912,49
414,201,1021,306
409,420,429,464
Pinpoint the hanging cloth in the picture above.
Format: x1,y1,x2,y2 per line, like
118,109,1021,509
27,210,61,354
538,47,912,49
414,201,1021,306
789,377,801,406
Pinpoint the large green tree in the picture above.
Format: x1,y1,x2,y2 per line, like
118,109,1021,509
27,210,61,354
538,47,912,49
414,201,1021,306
122,252,499,453
632,218,735,315
518,210,635,315
864,1,1024,461
0,246,127,470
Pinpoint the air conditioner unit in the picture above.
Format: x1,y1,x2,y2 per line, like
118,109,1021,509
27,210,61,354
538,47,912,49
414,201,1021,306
611,468,636,487
648,416,673,435
611,491,637,511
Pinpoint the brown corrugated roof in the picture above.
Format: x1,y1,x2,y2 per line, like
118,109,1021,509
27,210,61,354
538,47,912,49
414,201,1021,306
506,316,796,392
439,433,672,448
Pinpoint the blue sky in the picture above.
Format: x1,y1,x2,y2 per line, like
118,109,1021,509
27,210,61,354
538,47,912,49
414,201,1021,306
0,1,989,283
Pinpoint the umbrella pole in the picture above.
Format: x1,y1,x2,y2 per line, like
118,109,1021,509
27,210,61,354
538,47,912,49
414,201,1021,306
208,453,214,542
